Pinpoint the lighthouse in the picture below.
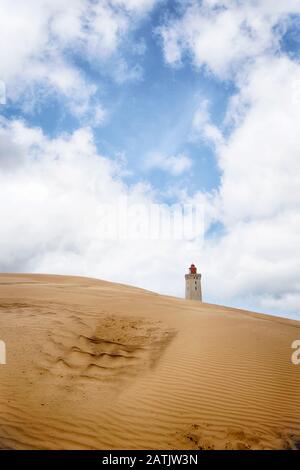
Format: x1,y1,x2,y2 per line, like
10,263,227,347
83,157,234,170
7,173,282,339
185,264,202,301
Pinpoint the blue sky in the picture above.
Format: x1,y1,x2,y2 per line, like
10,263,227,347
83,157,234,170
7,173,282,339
0,0,300,319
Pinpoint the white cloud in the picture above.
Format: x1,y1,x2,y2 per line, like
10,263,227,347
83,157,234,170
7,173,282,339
113,0,160,14
193,99,224,147
145,152,193,175
219,57,300,224
0,0,159,118
159,0,300,78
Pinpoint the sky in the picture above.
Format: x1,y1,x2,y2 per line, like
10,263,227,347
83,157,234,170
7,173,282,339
0,0,300,319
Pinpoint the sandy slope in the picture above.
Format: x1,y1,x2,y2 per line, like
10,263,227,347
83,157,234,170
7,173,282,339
0,273,299,450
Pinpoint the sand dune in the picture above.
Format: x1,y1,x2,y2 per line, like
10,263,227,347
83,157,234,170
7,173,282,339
0,273,299,450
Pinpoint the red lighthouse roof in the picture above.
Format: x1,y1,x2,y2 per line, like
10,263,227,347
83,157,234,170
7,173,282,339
189,264,197,274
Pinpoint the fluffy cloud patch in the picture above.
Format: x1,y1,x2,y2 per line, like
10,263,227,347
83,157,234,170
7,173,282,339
159,0,300,77
0,0,159,118
192,99,224,147
145,152,193,175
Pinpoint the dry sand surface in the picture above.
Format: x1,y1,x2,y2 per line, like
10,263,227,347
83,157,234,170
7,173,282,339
0,273,300,450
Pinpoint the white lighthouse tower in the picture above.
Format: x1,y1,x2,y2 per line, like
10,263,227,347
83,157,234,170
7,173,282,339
185,264,202,301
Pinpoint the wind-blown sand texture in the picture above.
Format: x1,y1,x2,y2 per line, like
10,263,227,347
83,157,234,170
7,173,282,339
0,274,299,450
